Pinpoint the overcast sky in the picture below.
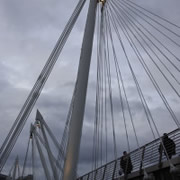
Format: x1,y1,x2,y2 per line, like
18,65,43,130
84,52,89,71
0,0,180,178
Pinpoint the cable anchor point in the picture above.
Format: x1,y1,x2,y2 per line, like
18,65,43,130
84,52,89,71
98,0,106,12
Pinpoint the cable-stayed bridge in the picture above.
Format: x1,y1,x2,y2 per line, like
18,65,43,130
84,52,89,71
0,0,180,179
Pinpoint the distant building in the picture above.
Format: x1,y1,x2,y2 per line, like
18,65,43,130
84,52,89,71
16,175,33,180
22,175,33,180
0,174,7,180
4,175,33,180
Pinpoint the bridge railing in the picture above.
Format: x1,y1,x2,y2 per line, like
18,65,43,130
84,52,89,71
77,128,180,180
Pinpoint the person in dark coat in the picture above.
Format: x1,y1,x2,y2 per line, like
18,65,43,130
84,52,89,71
159,133,176,159
120,151,133,175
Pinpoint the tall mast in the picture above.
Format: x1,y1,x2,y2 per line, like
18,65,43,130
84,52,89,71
62,0,97,179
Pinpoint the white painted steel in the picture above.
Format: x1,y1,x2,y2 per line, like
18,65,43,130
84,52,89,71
34,129,52,180
62,0,97,179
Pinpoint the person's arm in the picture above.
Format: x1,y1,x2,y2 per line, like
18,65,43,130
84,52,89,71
120,157,123,167
129,157,133,170
158,144,162,153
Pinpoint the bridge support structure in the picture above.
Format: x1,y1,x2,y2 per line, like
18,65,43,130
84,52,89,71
77,129,180,180
117,157,180,180
62,0,97,179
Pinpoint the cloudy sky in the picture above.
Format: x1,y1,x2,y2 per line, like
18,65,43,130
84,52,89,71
0,0,180,178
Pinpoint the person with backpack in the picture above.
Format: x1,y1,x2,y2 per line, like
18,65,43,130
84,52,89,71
159,133,176,159
120,151,133,175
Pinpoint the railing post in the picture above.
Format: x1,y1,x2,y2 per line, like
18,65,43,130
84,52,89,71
112,160,117,179
158,146,163,168
140,146,145,174
87,173,90,180
94,169,98,180
102,165,107,180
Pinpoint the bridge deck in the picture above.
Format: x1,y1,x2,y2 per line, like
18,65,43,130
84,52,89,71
77,128,180,180
116,156,180,180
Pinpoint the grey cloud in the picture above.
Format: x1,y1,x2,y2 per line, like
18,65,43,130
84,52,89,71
0,0,180,178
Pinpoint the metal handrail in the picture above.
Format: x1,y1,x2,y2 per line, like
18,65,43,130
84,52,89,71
77,128,180,180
